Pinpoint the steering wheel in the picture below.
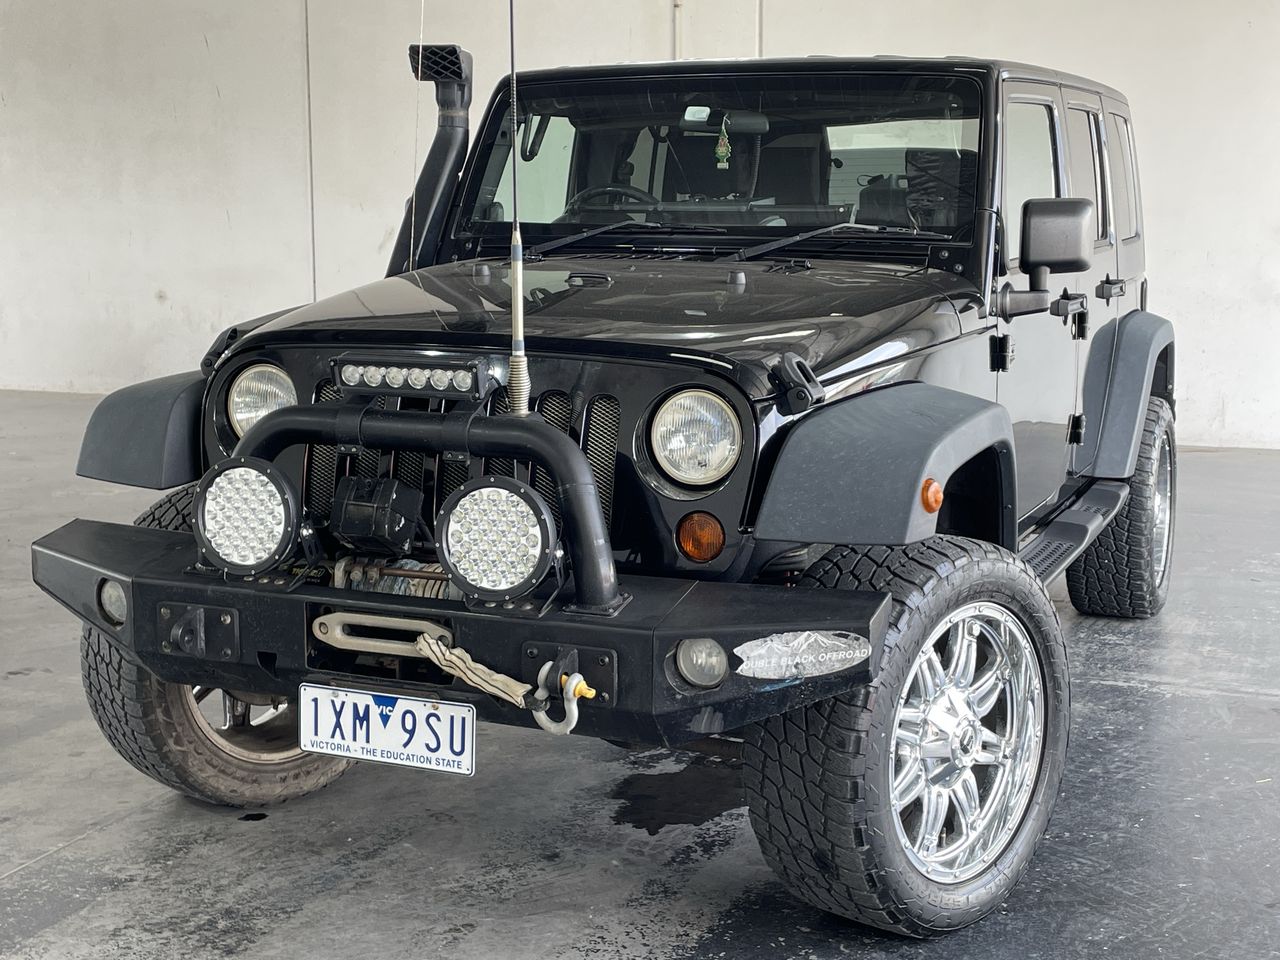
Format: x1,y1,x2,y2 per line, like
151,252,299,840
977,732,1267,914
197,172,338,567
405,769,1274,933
565,184,661,210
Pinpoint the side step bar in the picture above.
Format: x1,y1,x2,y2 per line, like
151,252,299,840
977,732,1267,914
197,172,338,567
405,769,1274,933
1020,480,1130,583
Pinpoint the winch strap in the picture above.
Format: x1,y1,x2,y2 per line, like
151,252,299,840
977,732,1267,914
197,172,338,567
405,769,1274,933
414,634,533,708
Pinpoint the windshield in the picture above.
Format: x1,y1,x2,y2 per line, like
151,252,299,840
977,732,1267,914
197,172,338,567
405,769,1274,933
457,71,982,251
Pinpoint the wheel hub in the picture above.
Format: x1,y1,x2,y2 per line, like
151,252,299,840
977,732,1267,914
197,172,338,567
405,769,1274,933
888,601,1045,884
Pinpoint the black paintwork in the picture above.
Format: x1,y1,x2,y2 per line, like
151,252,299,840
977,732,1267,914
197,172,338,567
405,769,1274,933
229,257,975,400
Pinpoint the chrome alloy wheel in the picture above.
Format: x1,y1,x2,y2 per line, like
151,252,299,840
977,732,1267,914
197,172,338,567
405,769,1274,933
889,601,1045,884
1152,433,1173,583
184,686,304,764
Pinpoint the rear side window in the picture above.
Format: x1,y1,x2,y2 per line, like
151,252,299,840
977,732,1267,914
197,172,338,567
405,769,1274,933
1108,113,1139,239
1003,102,1059,260
1065,108,1105,240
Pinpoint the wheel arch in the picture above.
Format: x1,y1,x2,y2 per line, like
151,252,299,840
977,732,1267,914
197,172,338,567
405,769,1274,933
1079,310,1175,479
754,383,1018,552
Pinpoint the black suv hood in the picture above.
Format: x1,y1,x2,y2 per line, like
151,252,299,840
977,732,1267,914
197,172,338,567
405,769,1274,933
241,257,973,397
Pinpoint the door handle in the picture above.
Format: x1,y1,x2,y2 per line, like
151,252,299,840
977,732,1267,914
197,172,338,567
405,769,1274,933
1095,276,1126,302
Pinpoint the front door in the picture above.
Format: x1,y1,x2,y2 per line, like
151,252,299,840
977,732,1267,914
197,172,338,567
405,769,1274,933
997,82,1083,526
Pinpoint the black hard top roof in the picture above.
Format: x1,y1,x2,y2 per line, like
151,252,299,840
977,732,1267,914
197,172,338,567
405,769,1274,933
513,56,1127,103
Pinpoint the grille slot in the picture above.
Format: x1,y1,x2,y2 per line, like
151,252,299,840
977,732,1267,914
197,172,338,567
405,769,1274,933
305,381,344,522
582,395,620,524
532,391,574,526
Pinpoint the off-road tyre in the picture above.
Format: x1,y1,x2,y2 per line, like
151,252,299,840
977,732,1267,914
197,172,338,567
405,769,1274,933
743,537,1069,937
1067,397,1176,618
80,485,352,806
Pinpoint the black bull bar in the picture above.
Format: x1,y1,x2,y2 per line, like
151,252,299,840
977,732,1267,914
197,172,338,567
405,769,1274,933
234,403,620,611
31,403,891,744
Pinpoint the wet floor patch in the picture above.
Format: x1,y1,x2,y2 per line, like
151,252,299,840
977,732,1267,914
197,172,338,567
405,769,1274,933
610,752,744,836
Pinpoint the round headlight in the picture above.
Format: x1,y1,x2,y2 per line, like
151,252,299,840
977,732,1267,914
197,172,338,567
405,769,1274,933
436,477,557,601
227,364,296,438
194,458,299,575
650,390,742,486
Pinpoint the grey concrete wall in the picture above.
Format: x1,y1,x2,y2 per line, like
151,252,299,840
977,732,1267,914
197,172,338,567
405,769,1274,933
1,0,1276,447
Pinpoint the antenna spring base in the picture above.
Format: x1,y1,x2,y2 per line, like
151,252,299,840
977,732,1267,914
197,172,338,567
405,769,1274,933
508,354,531,416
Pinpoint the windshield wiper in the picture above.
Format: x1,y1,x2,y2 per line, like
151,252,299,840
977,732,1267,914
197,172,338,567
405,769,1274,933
718,222,951,263
528,221,724,258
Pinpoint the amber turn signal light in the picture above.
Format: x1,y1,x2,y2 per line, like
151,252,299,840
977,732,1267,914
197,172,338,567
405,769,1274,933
921,477,944,514
676,512,725,563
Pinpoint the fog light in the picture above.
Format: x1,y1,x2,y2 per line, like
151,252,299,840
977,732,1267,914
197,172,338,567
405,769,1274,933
675,638,729,688
436,477,557,600
193,458,299,575
98,579,127,626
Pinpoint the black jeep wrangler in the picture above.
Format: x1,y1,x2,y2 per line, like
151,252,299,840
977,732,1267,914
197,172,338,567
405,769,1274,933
33,49,1175,936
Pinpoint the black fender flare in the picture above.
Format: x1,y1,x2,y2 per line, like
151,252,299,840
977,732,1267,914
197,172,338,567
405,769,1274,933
76,371,205,489
754,382,1017,550
1079,310,1175,479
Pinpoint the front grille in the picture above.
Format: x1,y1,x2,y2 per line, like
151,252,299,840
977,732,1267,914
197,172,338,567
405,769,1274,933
302,384,621,533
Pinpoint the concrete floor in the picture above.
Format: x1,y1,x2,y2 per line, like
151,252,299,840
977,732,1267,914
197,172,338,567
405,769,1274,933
1,388,1277,959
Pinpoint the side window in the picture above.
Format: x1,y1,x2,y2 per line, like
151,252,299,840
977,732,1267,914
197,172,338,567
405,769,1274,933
1003,101,1058,261
1065,108,1105,241
1108,113,1139,239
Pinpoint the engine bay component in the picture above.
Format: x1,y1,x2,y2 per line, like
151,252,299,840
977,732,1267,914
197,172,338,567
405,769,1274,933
331,476,425,556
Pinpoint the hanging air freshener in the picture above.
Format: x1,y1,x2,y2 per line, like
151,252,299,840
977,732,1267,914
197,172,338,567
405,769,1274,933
715,116,732,170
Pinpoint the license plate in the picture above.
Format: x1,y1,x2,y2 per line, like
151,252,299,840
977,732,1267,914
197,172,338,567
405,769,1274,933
299,683,475,776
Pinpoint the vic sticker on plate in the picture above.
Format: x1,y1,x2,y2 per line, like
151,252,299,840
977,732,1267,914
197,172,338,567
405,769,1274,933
734,630,872,680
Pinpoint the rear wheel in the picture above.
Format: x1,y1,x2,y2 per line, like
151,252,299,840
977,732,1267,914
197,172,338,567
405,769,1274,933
1067,396,1176,618
80,485,351,806
743,537,1069,936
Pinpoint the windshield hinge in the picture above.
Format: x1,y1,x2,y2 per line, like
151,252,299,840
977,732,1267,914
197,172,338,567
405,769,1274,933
989,333,1014,372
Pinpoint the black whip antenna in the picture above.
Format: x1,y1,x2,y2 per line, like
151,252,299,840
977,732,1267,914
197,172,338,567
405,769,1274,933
506,0,530,415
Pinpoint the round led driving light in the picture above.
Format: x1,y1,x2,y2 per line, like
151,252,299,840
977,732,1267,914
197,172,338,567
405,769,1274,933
407,368,428,389
385,366,407,388
675,638,729,688
451,368,474,393
227,364,297,438
193,457,299,576
340,364,362,386
428,368,452,390
362,366,385,387
650,389,742,486
436,477,557,601
98,579,128,627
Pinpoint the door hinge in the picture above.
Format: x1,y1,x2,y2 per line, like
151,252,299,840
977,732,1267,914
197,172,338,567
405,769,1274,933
1095,274,1126,304
1067,414,1086,445
989,333,1014,372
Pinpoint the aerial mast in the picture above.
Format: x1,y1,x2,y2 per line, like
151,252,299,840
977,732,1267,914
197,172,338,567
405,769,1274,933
506,0,530,416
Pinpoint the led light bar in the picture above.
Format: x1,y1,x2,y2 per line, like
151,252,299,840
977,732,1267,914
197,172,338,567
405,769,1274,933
332,355,498,402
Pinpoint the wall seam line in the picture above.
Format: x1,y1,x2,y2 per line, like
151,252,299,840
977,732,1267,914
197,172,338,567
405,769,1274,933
303,0,318,302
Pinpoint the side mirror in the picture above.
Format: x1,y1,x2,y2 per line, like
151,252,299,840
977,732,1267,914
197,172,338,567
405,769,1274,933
997,197,1094,318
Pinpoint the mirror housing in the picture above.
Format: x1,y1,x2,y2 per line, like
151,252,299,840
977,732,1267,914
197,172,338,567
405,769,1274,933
997,197,1095,318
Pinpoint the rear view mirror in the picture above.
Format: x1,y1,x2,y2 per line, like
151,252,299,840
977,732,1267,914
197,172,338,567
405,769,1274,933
997,197,1094,319
1019,197,1093,290
680,107,770,135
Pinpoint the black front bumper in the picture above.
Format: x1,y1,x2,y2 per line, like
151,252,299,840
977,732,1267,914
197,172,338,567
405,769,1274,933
33,520,889,746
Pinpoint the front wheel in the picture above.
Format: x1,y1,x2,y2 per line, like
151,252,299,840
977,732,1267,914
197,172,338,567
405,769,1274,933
743,537,1069,937
79,485,351,806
